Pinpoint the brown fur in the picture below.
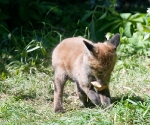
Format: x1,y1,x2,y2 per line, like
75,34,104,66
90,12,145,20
52,34,120,112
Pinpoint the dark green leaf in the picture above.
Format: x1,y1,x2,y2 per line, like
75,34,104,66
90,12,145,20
97,20,119,32
0,0,9,4
90,19,96,41
98,12,107,20
81,11,93,22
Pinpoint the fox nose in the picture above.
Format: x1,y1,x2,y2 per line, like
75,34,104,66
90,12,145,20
96,79,102,84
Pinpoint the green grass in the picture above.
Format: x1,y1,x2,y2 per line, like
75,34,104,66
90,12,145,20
0,56,150,125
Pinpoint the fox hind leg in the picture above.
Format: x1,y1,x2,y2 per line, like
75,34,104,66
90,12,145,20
53,68,67,113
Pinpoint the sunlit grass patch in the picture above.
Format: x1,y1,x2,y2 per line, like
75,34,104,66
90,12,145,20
0,55,149,124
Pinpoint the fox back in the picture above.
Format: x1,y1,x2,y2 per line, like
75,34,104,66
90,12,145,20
52,34,120,112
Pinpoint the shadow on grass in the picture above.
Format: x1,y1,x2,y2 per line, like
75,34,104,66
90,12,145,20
111,94,145,104
14,93,36,101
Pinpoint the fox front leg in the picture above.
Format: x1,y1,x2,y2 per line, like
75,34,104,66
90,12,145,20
79,83,101,106
98,87,111,108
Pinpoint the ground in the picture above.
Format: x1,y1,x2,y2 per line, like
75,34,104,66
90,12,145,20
0,56,150,124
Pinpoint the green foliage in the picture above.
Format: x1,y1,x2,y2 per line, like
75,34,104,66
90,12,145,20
0,20,64,80
103,26,150,72
105,28,150,59
0,0,59,73
0,0,59,28
0,0,88,40
82,6,150,41
121,31,150,57
0,0,89,74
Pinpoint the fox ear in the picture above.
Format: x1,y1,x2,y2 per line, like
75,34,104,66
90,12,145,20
109,33,120,48
83,40,98,54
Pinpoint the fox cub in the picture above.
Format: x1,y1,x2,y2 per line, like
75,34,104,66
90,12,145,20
52,34,120,112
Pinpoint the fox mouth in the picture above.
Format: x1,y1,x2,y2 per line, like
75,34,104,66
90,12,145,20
91,81,108,91
90,76,107,86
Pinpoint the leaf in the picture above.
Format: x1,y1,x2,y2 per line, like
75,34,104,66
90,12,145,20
143,33,150,41
97,21,118,32
110,22,122,32
126,99,138,105
129,13,145,23
1,105,7,112
120,13,131,20
105,32,113,40
98,12,107,20
123,22,132,37
119,27,124,36
89,19,96,41
81,11,93,22
130,17,144,23
128,38,137,45
136,23,144,31
133,32,143,42
143,26,150,32
143,106,150,117
26,46,40,53
51,7,62,15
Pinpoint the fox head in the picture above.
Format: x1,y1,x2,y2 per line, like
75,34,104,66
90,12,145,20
83,34,120,85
